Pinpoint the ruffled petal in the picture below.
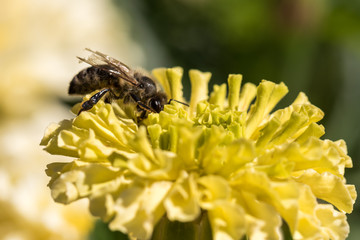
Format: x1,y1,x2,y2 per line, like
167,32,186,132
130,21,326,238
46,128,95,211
109,180,172,239
164,172,201,222
294,169,356,213
208,201,246,240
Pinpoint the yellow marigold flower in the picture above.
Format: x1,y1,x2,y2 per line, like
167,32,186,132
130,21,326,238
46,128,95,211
41,67,356,240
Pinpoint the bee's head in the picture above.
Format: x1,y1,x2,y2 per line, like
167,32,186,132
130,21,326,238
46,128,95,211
149,92,167,113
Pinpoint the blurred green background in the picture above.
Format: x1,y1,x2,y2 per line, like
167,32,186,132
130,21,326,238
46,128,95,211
1,0,359,239
117,1,360,238
118,2,360,238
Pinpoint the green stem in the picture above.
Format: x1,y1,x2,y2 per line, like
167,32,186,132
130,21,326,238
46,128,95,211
151,211,212,240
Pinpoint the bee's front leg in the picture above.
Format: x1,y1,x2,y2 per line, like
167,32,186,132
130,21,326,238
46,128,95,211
137,110,147,122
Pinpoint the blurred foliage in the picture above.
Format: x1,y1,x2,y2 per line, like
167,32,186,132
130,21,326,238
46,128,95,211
113,0,359,121
88,221,129,240
113,0,360,239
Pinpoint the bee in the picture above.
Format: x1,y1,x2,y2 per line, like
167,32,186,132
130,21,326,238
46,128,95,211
69,49,186,119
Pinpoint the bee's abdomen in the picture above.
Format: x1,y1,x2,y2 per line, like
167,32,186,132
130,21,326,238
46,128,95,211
69,66,116,95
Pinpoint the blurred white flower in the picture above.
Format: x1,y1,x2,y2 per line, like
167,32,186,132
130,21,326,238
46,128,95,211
1,0,146,239
0,105,93,240
1,0,144,117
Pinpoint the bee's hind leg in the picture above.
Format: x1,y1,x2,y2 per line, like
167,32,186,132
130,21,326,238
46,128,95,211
78,89,110,115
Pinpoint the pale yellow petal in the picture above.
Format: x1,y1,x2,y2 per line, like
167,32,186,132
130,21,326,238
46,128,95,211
227,74,242,110
152,67,185,103
315,205,349,240
197,175,231,209
110,180,172,240
41,120,79,157
48,161,121,204
189,69,212,118
294,169,355,213
152,68,171,98
176,126,202,168
209,83,227,108
167,67,185,102
164,172,201,222
218,139,255,177
208,201,246,240
238,82,257,112
246,81,288,138
235,191,282,240
128,149,181,180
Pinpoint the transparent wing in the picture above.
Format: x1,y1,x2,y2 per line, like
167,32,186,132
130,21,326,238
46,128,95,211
77,48,139,86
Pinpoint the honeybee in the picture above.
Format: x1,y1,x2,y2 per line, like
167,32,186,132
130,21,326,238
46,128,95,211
69,49,185,118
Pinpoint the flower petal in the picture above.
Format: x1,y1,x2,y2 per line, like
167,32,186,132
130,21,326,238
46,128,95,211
227,74,242,110
208,201,246,240
197,175,231,209
315,205,349,239
109,180,172,239
209,83,227,108
189,69,212,118
246,81,288,138
164,172,201,222
294,169,355,213
237,191,282,240
47,161,121,204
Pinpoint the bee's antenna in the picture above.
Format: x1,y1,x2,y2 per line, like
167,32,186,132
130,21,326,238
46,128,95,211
168,99,189,107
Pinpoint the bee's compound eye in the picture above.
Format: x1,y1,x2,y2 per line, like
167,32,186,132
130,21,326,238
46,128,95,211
138,76,156,94
149,99,162,113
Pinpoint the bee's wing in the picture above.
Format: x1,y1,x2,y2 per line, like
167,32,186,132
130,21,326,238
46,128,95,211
77,48,139,86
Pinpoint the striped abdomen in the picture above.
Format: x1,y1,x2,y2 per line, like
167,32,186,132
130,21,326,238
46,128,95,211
68,66,118,95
